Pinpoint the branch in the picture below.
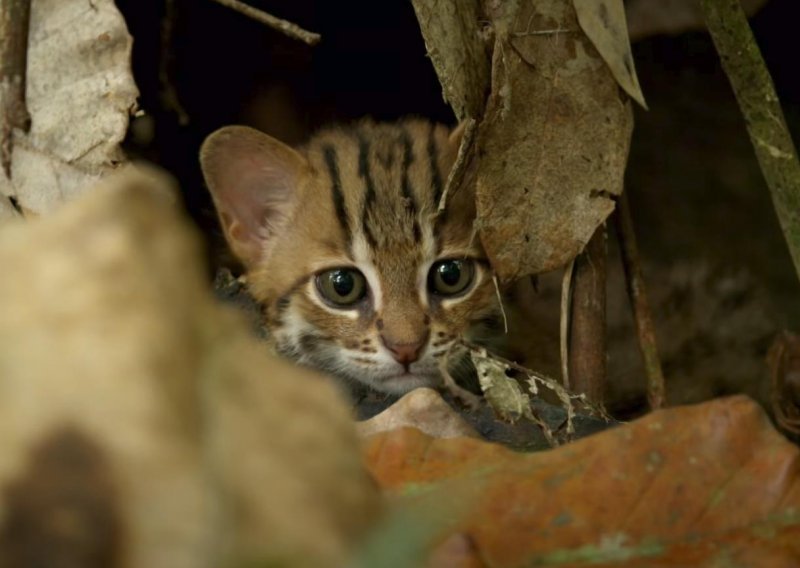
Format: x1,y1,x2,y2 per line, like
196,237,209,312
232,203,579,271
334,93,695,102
208,0,321,46
614,193,666,410
700,0,800,285
0,0,32,179
559,258,575,389
568,225,608,404
160,0,190,125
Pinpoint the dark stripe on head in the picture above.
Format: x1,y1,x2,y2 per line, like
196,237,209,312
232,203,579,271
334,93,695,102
269,273,315,326
428,124,444,206
357,135,378,248
323,145,351,244
274,296,291,321
400,128,422,242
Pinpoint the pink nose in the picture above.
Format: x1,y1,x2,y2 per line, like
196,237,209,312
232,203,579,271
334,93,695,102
382,337,426,367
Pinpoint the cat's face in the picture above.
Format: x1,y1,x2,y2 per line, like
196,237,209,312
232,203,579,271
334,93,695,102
200,120,500,394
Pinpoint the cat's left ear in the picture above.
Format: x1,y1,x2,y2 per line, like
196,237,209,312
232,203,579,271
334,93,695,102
200,126,309,268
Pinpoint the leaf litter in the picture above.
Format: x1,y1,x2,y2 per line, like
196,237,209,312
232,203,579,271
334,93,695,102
443,339,611,447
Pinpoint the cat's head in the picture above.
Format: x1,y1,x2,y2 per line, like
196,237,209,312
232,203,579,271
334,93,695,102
200,119,500,394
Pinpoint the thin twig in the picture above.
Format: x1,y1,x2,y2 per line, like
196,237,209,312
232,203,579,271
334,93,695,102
560,258,575,389
614,193,666,410
208,0,321,45
159,0,190,125
491,273,508,334
437,118,477,213
568,225,608,404
511,28,579,37
0,0,32,179
700,0,800,285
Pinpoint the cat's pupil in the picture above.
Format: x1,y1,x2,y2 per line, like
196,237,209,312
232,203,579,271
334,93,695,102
438,262,461,286
331,270,354,296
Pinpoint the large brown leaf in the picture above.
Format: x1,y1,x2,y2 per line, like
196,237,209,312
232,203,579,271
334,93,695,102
475,0,633,281
364,396,800,566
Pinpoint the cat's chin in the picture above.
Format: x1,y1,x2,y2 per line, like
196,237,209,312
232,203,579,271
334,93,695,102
370,372,440,395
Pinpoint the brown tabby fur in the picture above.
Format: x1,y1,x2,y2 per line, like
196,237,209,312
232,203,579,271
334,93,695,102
201,119,501,394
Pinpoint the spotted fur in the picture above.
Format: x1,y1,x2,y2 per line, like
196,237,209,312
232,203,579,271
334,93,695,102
201,119,500,394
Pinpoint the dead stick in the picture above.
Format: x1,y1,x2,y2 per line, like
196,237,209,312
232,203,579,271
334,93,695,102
208,0,321,45
559,258,575,389
0,0,32,179
699,0,800,285
159,0,190,125
568,225,608,404
614,193,665,409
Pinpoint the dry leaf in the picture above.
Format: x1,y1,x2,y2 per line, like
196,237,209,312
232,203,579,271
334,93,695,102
573,0,647,108
471,349,532,424
410,0,490,119
364,396,800,566
768,331,800,435
0,168,378,567
475,0,633,281
0,0,138,217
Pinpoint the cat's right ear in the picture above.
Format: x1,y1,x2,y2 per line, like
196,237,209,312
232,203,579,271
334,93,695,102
200,126,309,268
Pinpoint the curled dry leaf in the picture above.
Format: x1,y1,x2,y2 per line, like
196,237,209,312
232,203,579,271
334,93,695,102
768,331,800,435
364,396,800,566
476,0,633,281
410,0,490,120
0,0,138,217
460,339,610,445
573,0,647,109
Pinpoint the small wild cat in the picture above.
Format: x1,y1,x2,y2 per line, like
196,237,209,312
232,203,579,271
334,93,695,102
200,119,501,394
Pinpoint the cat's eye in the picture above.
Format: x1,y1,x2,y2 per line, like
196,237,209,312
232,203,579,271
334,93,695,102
428,259,475,296
316,268,368,307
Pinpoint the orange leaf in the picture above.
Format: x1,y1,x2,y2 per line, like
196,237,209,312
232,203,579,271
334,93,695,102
363,396,800,566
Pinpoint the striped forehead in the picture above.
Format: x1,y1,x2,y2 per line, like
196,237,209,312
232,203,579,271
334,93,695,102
304,121,447,258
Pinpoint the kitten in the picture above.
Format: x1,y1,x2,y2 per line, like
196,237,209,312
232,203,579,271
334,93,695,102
200,119,501,394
